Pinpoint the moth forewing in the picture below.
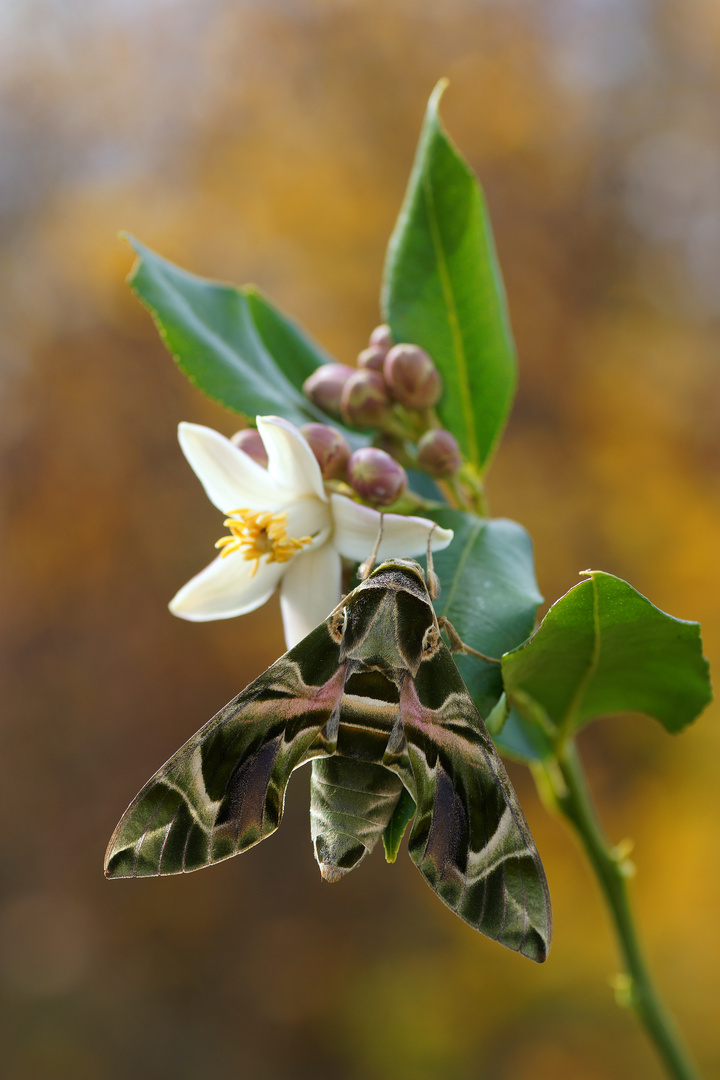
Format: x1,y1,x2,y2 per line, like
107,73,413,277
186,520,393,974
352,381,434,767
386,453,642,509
105,557,551,963
104,621,347,879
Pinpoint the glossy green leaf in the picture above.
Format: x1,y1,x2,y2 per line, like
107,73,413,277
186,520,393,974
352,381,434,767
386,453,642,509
382,81,517,474
428,510,542,722
502,571,713,747
126,236,340,429
243,286,335,389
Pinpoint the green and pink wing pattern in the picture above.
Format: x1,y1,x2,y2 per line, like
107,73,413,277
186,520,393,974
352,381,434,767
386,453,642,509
388,644,551,962
105,623,345,878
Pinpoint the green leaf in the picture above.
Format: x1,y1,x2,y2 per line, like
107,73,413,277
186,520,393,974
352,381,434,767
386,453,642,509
495,704,553,764
427,511,542,721
481,693,553,763
502,571,713,747
382,81,517,474
243,286,335,389
126,236,343,430
484,692,510,737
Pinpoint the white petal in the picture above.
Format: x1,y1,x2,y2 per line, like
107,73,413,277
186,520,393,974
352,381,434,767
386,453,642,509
178,422,291,514
279,544,342,648
286,497,332,550
257,415,327,502
169,550,285,621
330,493,453,561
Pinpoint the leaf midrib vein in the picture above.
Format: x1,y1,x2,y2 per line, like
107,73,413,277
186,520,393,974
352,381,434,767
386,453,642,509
422,169,478,467
562,575,602,734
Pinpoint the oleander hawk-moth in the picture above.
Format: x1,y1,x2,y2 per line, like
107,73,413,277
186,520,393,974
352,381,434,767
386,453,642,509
105,551,552,962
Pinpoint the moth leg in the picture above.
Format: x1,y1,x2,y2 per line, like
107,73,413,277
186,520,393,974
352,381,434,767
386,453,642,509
358,513,385,579
437,616,501,664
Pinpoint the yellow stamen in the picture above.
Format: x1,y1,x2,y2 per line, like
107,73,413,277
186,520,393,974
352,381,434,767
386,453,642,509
214,508,313,575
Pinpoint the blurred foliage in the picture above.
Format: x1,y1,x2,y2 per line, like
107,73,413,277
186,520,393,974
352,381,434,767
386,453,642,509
1,2,719,1079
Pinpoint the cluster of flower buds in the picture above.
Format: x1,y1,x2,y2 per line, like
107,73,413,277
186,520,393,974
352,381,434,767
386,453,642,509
357,325,443,410
232,419,407,508
302,324,447,426
299,325,463,502
228,329,465,506
296,423,408,507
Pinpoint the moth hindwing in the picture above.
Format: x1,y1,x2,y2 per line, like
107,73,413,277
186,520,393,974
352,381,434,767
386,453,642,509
105,557,552,963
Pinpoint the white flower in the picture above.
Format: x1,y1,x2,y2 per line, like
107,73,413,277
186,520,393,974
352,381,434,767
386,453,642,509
169,415,454,647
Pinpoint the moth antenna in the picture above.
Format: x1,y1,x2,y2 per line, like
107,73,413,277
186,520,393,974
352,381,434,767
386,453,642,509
358,513,384,580
426,525,440,600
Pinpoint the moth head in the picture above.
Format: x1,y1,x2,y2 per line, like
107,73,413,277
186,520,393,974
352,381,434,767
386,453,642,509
369,556,424,581
359,526,442,597
357,521,442,601
365,556,440,601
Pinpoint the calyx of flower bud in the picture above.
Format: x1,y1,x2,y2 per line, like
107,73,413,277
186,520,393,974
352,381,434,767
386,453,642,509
347,447,407,506
340,369,391,429
300,423,351,479
231,428,269,467
383,344,442,409
303,364,355,417
417,428,462,478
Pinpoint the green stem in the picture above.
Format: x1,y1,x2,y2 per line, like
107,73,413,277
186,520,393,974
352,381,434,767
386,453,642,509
443,474,473,513
543,740,701,1080
457,463,489,517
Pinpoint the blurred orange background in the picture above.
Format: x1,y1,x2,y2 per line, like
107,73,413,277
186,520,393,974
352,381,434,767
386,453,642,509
2,2,719,1078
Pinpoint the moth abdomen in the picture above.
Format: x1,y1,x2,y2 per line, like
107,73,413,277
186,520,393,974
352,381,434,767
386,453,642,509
310,756,404,881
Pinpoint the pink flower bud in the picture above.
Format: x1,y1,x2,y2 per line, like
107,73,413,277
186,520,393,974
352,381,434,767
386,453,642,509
303,363,355,417
357,345,387,371
417,429,462,478
340,369,391,429
300,423,351,479
369,324,393,352
230,428,268,467
347,447,407,506
383,344,442,409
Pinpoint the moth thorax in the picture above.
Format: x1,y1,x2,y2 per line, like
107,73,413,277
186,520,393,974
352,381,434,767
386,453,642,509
310,757,403,882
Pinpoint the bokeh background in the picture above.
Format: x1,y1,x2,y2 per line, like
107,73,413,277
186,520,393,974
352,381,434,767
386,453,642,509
2,1,719,1078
